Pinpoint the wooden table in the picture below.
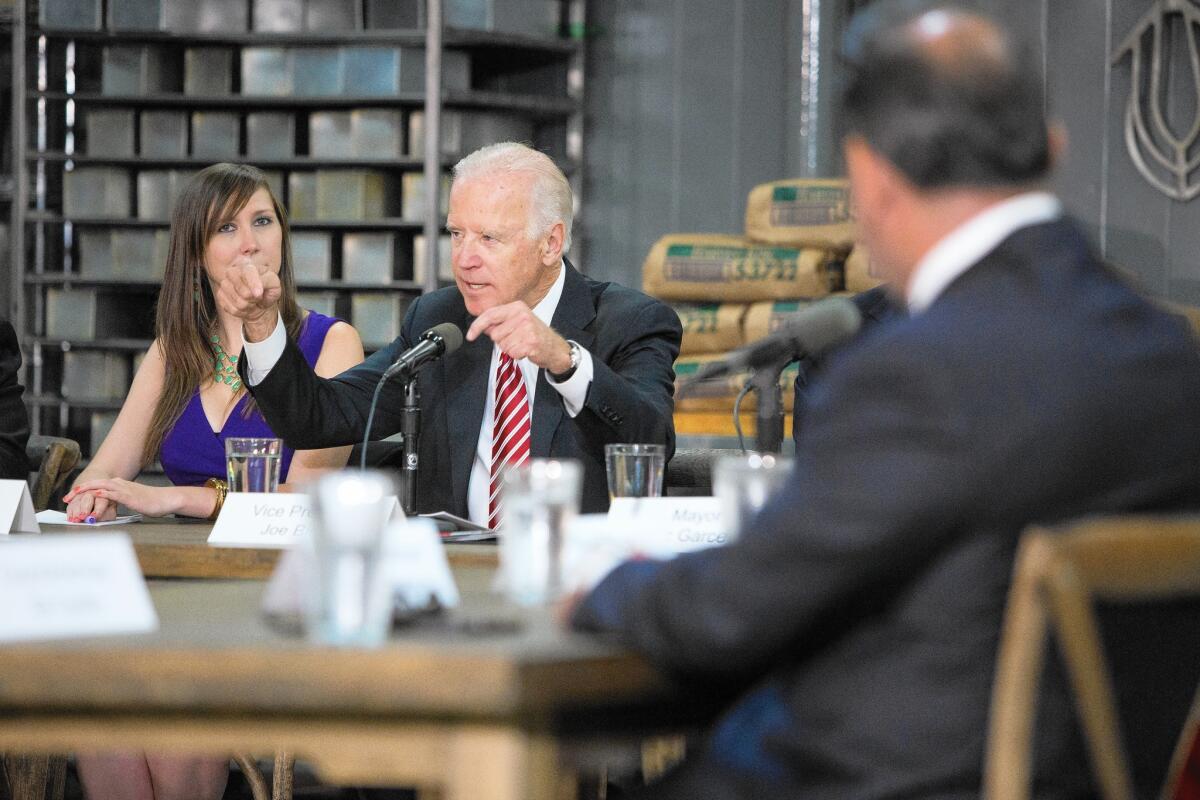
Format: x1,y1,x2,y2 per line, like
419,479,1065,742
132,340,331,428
30,518,499,579
0,530,694,799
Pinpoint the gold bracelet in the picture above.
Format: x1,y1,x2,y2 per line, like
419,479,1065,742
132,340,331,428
205,478,228,521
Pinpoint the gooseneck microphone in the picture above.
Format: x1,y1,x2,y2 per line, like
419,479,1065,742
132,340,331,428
360,323,465,517
680,296,862,388
381,322,465,382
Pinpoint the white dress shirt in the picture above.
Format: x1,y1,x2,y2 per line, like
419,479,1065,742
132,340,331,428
906,192,1062,314
241,260,593,526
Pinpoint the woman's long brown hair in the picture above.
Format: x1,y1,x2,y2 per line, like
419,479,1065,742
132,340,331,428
142,163,304,466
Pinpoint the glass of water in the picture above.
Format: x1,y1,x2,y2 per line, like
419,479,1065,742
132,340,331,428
306,470,397,647
225,437,282,493
712,452,793,542
605,443,666,499
499,459,583,606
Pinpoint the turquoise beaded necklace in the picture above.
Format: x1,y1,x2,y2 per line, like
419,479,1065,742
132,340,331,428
211,334,242,392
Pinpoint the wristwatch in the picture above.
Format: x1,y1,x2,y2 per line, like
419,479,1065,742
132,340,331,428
549,339,581,382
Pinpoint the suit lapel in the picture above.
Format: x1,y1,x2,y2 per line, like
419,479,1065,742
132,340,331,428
531,260,596,457
444,312,491,512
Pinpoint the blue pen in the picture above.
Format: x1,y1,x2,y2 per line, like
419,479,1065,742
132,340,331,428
84,515,96,524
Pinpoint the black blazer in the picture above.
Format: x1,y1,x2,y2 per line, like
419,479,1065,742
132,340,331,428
574,218,1200,800
792,284,898,446
245,261,682,515
0,319,30,481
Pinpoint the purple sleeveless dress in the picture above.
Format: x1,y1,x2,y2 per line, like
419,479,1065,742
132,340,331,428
159,311,340,486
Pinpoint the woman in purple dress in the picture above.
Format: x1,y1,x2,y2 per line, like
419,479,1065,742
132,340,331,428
63,163,364,800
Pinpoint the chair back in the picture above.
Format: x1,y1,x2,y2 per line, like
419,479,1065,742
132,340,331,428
986,516,1200,800
664,447,725,496
25,435,81,512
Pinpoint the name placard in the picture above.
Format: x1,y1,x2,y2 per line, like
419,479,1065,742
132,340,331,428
383,517,460,609
607,496,727,556
209,493,402,548
0,533,158,642
0,479,40,534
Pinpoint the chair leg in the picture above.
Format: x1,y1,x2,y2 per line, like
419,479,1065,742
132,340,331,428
1,753,66,800
232,754,271,800
271,752,294,800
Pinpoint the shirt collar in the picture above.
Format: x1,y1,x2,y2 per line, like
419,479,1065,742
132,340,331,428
906,191,1062,314
529,258,566,327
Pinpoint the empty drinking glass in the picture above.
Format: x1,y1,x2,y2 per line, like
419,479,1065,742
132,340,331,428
712,452,793,542
605,443,666,499
499,459,583,605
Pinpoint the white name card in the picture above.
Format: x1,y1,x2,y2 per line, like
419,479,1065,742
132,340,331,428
607,496,728,556
383,517,460,610
0,533,158,642
0,479,39,534
209,493,402,548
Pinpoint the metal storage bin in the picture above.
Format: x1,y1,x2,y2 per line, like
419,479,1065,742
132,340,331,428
101,45,180,95
90,411,120,454
62,353,131,401
241,48,292,96
246,113,295,159
407,110,533,157
413,234,453,283
364,0,421,29
107,0,163,30
310,110,402,159
401,172,450,221
184,48,235,95
111,230,165,279
63,168,131,218
139,111,188,158
191,113,241,159
305,0,361,31
46,289,129,340
253,0,304,31
137,171,194,220
287,172,319,221
40,0,102,30
77,230,117,278
445,0,560,38
342,233,396,284
163,0,249,32
351,294,405,348
315,171,390,220
83,110,136,157
296,291,339,318
291,232,333,282
292,47,344,96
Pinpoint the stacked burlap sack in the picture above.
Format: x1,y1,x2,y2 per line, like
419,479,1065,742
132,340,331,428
642,179,883,412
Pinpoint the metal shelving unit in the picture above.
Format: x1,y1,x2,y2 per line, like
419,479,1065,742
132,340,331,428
12,0,588,456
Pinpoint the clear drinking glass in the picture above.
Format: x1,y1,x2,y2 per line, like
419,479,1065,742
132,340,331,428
499,459,583,606
225,437,282,493
712,452,793,542
605,443,666,499
306,470,397,647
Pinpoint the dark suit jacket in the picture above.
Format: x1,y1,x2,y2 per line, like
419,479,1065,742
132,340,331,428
573,218,1200,800
0,319,30,481
792,285,897,446
245,261,682,515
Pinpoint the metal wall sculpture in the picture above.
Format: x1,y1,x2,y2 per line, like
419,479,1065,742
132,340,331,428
1113,0,1200,201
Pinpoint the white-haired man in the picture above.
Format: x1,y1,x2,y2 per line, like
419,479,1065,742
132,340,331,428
221,143,681,520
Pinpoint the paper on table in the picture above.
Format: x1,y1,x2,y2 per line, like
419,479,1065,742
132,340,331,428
36,510,144,527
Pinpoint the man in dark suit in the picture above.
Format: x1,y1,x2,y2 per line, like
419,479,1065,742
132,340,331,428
224,143,681,520
791,284,895,445
570,4,1200,799
0,318,30,481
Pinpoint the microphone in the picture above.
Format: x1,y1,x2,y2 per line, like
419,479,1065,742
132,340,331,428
381,322,464,381
682,296,862,387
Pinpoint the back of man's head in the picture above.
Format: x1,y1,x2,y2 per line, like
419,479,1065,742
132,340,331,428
841,1,1050,190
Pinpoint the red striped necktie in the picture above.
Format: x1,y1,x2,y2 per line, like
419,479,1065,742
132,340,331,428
488,352,531,529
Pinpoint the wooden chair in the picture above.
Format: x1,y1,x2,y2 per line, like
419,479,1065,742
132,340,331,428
985,515,1200,800
24,435,80,512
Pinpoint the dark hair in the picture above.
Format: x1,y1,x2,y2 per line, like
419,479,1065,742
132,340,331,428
840,1,1051,189
144,163,304,465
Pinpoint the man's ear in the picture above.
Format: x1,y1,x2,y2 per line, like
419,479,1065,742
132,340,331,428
541,221,566,265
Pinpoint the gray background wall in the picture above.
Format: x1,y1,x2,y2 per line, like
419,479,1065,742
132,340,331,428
580,0,1200,306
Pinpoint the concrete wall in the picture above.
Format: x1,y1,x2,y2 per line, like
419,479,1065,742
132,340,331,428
582,0,1200,305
